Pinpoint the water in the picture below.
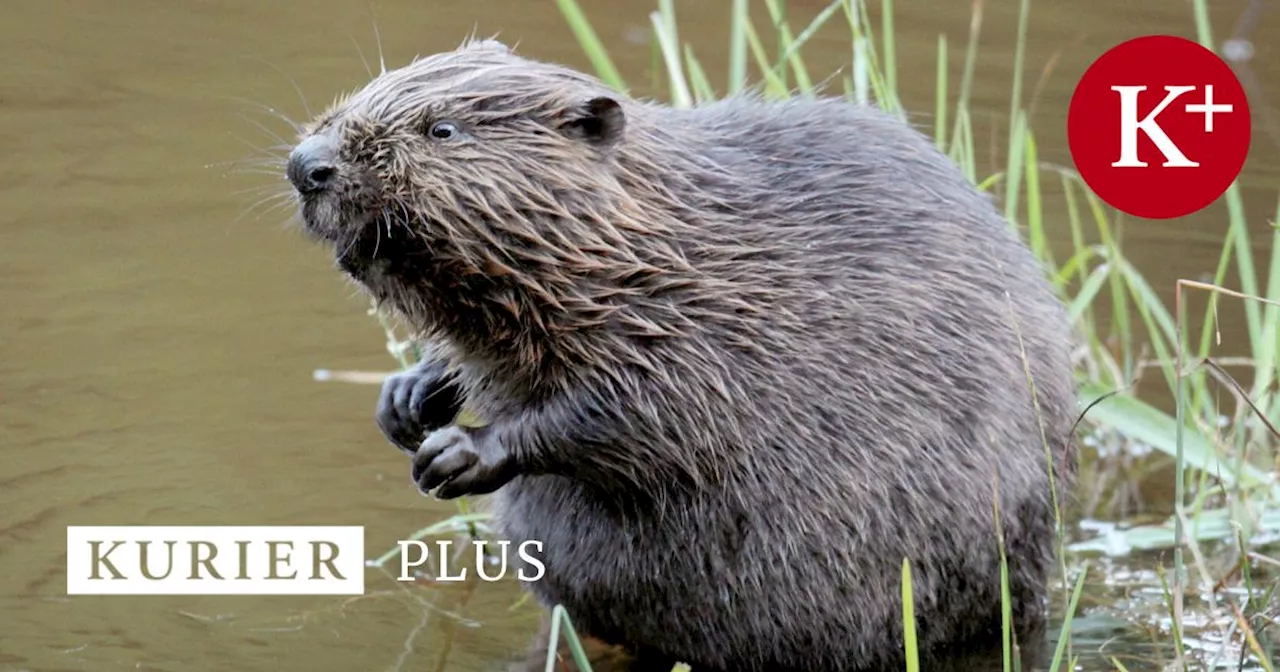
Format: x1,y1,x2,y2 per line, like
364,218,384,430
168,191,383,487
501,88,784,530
2,1,1277,670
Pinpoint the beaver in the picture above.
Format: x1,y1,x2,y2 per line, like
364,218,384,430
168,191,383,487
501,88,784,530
284,38,1079,671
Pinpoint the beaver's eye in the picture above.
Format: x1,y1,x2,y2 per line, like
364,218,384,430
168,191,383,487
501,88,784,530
428,121,459,140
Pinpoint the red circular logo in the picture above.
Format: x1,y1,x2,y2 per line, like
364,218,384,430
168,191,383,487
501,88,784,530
1067,35,1251,220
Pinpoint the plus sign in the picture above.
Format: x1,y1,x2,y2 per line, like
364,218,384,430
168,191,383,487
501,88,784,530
1184,85,1233,132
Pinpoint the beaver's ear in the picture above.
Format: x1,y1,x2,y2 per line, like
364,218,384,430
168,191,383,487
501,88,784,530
561,96,625,146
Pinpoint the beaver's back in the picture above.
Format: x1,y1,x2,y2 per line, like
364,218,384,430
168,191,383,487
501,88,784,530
495,97,1077,671
640,96,1076,481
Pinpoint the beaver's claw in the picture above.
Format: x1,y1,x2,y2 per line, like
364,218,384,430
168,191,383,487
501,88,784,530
376,360,461,454
412,425,517,499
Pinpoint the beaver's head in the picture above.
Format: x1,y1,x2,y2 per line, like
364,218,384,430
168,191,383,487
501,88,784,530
285,39,703,371
287,38,629,267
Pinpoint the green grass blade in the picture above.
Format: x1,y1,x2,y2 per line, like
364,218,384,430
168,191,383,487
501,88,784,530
1226,186,1263,360
949,0,983,152
975,171,1004,193
1187,207,1242,424
771,0,844,94
1187,0,1264,364
1114,256,1181,393
880,0,898,110
1190,0,1215,46
1047,563,1089,672
1257,193,1280,420
955,107,976,183
742,19,789,98
934,33,948,151
1007,0,1030,140
545,605,594,672
1081,188,1135,382
1051,243,1099,292
1065,261,1111,324
1000,553,1012,672
901,557,920,672
762,0,815,95
683,44,717,104
1002,0,1030,226
727,0,749,95
1022,128,1050,265
1155,564,1187,669
1061,176,1091,292
553,0,628,91
992,474,1014,672
847,0,869,104
1003,110,1027,226
650,4,693,108
842,0,894,111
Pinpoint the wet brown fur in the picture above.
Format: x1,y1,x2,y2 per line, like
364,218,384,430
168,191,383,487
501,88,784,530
288,38,1079,672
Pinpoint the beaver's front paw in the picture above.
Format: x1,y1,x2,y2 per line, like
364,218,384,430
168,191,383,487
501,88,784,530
376,359,463,454
412,425,517,499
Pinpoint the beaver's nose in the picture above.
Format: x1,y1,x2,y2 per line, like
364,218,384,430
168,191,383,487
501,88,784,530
287,135,338,194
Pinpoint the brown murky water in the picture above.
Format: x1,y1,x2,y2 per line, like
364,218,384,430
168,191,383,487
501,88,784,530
2,1,1278,670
